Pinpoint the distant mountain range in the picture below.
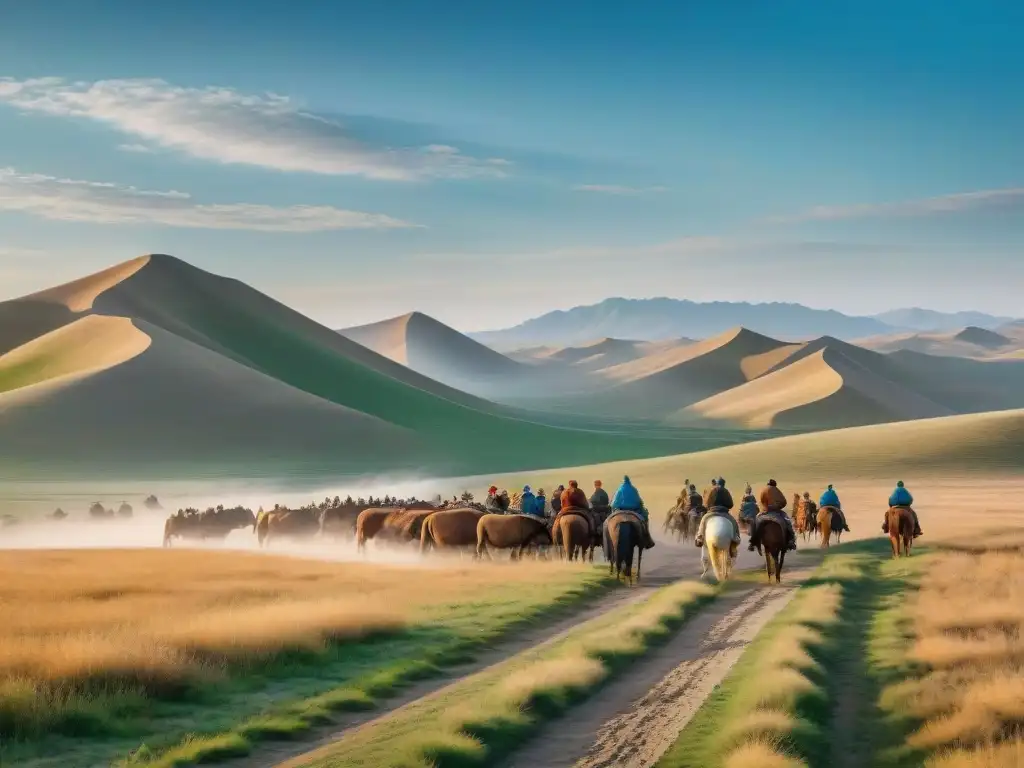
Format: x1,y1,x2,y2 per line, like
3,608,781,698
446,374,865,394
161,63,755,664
469,297,1017,349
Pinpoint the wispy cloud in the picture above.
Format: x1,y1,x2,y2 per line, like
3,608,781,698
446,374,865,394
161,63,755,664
0,77,511,181
770,187,1024,223
0,168,418,231
117,143,155,154
572,184,669,196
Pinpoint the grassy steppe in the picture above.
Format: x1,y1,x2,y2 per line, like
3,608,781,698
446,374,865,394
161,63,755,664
0,550,611,767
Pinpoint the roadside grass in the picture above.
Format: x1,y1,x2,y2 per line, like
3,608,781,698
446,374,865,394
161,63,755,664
277,578,719,768
877,539,1024,767
657,538,925,768
0,549,613,768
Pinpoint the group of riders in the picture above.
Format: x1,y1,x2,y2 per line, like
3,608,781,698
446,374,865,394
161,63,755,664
481,475,657,549
679,477,923,552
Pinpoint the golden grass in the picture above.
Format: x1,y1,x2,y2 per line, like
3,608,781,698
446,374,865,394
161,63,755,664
713,566,845,765
285,579,716,768
880,547,1024,763
723,739,807,768
0,548,594,738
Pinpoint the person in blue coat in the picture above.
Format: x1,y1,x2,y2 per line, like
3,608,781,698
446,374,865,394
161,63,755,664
520,485,541,518
612,475,655,549
818,484,850,532
883,481,922,537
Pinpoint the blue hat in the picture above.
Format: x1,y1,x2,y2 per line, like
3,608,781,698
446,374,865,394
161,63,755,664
523,485,531,493
897,480,904,488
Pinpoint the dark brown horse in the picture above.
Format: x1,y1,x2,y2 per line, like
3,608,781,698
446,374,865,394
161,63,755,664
756,517,787,583
887,506,914,558
476,513,553,560
603,512,644,585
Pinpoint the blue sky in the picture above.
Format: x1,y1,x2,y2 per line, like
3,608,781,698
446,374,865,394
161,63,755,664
1,0,1022,330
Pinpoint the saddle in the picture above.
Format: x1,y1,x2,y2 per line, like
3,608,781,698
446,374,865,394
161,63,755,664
553,507,594,536
607,509,645,530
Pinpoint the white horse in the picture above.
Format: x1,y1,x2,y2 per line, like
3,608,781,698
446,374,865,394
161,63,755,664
701,515,737,582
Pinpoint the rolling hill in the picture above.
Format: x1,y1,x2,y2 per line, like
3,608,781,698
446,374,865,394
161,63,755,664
338,311,528,397
518,326,1024,430
0,255,750,480
856,326,1021,358
490,408,1024,496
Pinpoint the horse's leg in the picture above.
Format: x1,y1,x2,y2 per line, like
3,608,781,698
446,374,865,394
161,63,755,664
636,546,643,583
777,550,785,583
765,551,772,582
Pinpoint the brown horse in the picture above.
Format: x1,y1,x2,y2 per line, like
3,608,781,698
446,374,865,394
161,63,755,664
757,517,787,583
552,512,591,561
255,508,320,548
476,513,553,560
887,506,914,558
419,508,485,555
817,506,840,548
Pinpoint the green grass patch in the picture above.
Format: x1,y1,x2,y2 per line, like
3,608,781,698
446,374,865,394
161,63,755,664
658,538,925,768
285,578,720,768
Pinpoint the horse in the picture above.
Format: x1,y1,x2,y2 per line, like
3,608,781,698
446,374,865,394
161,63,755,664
887,506,914,558
603,512,644,584
419,508,485,555
476,513,553,561
757,518,787,583
817,506,844,548
794,499,817,542
552,511,591,561
701,515,737,582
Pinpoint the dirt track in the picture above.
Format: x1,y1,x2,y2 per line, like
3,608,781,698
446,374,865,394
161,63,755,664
505,567,815,768
238,537,794,768
252,540,820,768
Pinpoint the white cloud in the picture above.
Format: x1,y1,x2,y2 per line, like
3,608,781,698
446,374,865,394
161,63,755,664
770,187,1024,223
0,168,418,231
0,77,511,181
117,143,155,154
572,184,669,196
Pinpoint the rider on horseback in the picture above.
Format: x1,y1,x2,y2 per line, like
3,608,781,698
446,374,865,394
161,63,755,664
589,480,610,510
749,479,797,552
520,485,544,519
738,483,759,523
611,475,656,549
818,484,851,532
694,478,742,552
882,481,922,537
560,480,589,511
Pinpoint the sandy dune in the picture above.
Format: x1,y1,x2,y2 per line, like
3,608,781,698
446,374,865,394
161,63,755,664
0,315,151,395
340,311,524,396
0,318,423,472
857,325,1022,358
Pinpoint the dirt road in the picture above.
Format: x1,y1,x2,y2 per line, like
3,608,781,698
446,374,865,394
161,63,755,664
239,539,791,768
505,567,815,768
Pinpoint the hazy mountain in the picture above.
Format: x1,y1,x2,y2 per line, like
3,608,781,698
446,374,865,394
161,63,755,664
872,308,1016,332
470,297,894,348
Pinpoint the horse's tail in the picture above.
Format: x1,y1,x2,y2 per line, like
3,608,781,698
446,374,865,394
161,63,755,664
707,541,727,581
617,522,636,575
419,517,434,554
256,512,270,547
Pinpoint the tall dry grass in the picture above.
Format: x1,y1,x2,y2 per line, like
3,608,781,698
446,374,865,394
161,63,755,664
0,548,590,739
883,547,1024,766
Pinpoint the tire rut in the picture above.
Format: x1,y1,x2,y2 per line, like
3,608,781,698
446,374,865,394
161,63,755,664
506,566,816,768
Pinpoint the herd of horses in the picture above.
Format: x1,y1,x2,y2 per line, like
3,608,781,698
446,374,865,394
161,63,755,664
159,495,651,583
159,485,916,585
